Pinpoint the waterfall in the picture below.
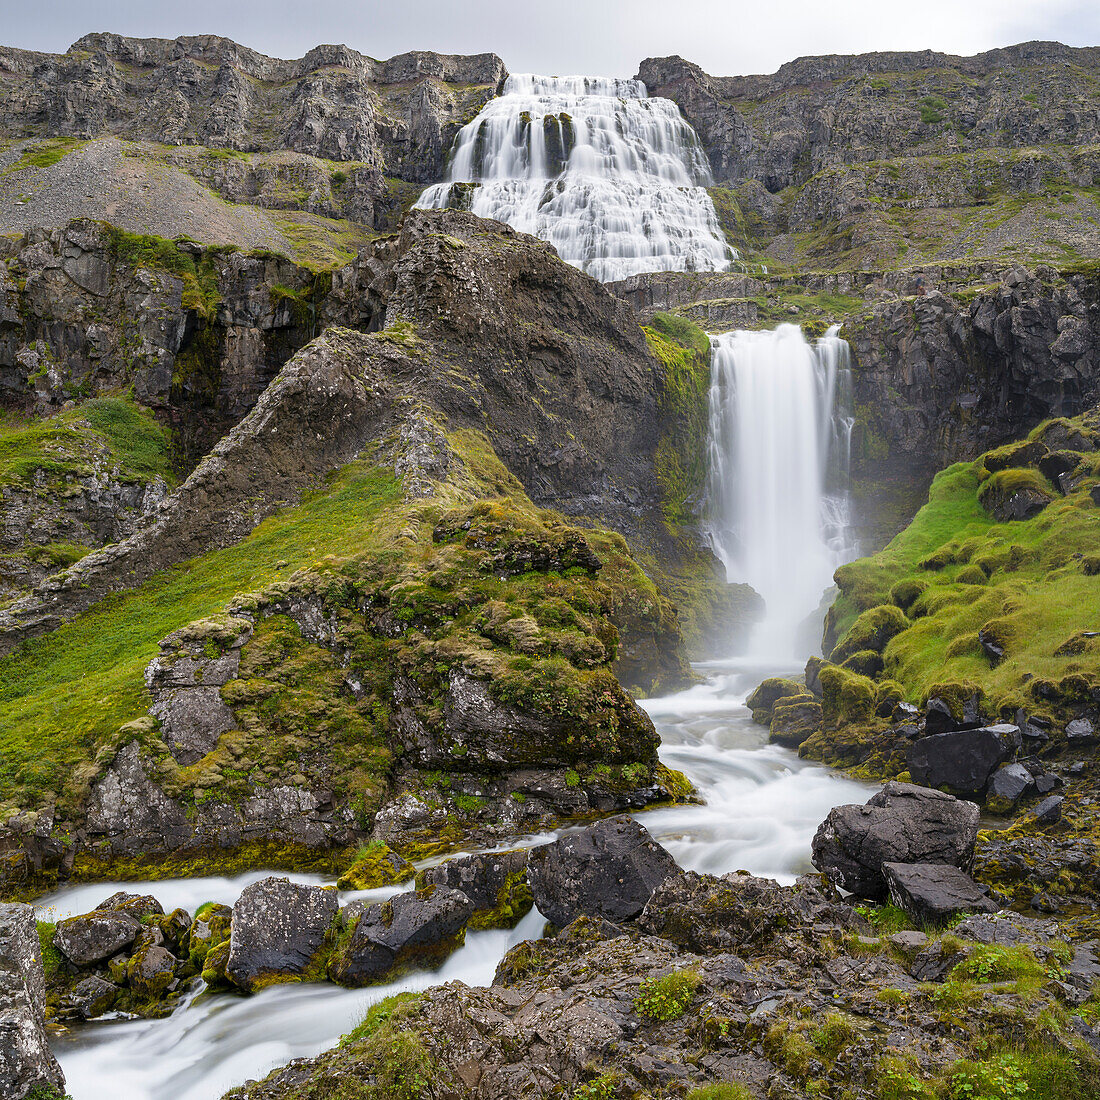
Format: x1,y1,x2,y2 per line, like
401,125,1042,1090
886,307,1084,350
415,74,735,282
705,324,856,659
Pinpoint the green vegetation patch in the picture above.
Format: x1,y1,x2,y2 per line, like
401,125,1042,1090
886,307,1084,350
0,398,173,489
104,226,223,317
5,137,86,172
635,967,701,1021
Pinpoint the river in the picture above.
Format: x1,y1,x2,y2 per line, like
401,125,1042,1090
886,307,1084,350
41,653,873,1100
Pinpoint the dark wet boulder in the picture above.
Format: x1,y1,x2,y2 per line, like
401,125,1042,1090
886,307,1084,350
0,903,66,1099
924,696,957,735
226,877,339,993
526,815,678,927
328,886,475,987
811,782,980,900
1028,795,1064,826
1067,717,1096,745
906,723,1022,796
60,975,119,1020
416,849,533,930
883,862,999,925
769,697,822,748
53,909,141,967
986,762,1036,812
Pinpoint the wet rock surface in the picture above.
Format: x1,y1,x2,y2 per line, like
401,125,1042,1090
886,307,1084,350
226,878,339,993
526,816,679,927
0,903,65,1100
882,862,999,924
811,782,980,899
906,723,1023,795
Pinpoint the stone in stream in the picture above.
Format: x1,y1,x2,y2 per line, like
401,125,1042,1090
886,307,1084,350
882,862,999,925
328,886,475,987
61,975,120,1020
416,848,533,929
526,815,679,928
986,762,1036,810
52,909,142,967
226,877,339,993
0,902,67,1100
811,782,980,900
93,891,164,920
769,697,822,748
905,723,1022,795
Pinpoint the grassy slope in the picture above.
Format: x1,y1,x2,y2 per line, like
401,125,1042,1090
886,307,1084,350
827,419,1100,711
0,462,402,814
0,397,173,488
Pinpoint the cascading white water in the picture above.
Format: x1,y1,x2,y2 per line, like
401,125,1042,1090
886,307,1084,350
415,73,735,282
706,323,856,659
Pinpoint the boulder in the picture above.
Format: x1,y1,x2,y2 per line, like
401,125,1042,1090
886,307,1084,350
1028,795,1064,826
226,877,339,993
416,849,533,929
526,816,679,927
924,697,957,735
986,762,1035,810
811,782,980,900
0,903,66,1099
94,891,165,920
745,676,804,718
53,909,141,967
769,697,823,748
328,886,475,987
126,944,178,1000
336,843,415,890
188,902,232,967
906,723,1022,795
882,862,999,925
60,975,119,1020
1066,717,1096,745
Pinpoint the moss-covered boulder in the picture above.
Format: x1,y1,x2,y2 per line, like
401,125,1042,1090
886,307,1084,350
830,604,908,664
337,844,415,891
188,902,232,969
977,468,1053,521
745,677,804,724
769,697,822,748
415,849,532,931
818,664,877,726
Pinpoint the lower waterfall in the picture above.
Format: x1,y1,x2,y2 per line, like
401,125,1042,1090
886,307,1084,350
705,323,855,659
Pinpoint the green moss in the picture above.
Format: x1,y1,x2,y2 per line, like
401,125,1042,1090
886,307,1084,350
337,842,414,890
104,225,220,317
36,920,62,979
819,664,878,725
687,1086,754,1100
646,316,711,530
831,604,909,663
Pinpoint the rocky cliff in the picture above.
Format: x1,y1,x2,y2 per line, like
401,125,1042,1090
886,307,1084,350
639,43,1100,271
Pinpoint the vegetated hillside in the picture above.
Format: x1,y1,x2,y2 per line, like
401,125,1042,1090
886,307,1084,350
0,34,505,266
0,208,763,898
640,42,1100,272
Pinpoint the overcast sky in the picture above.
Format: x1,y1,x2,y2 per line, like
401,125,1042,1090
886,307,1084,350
4,0,1098,77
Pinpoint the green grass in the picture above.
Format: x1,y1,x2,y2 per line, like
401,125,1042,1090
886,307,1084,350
0,398,173,488
0,462,401,812
104,226,226,317
5,137,86,172
635,968,701,1021
269,210,373,271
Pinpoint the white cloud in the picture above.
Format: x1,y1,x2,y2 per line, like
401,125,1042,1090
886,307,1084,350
4,0,1098,77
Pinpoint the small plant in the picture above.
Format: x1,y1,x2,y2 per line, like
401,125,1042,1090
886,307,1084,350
877,1054,933,1100
948,1054,1028,1100
813,1011,860,1059
573,1073,620,1100
952,944,1049,991
876,987,911,1006
855,902,912,934
687,1084,754,1100
635,968,701,1021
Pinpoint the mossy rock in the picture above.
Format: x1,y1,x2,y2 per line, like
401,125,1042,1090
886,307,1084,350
1054,631,1100,657
745,677,804,723
924,680,985,720
469,869,534,931
831,604,909,663
977,468,1053,522
769,697,823,748
201,938,231,988
955,565,987,585
840,649,885,679
888,578,926,611
818,664,877,726
337,843,415,890
981,438,1048,474
875,679,906,715
188,902,232,969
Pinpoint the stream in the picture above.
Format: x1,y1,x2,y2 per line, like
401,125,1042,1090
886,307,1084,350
41,654,874,1100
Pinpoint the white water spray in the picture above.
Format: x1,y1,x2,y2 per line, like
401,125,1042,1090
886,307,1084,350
706,324,856,659
415,74,734,282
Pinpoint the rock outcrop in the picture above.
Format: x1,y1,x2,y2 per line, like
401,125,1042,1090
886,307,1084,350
526,816,678,927
0,903,65,1100
812,782,980,899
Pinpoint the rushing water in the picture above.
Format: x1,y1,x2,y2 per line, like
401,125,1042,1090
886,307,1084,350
45,655,872,1100
705,324,856,660
415,74,734,282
